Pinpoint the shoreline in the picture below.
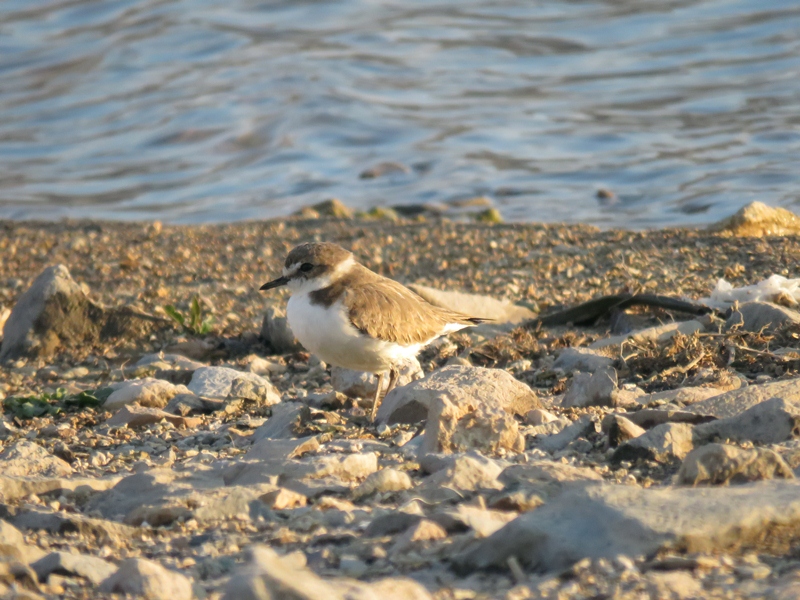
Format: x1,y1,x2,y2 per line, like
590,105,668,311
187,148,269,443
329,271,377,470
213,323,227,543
2,203,800,598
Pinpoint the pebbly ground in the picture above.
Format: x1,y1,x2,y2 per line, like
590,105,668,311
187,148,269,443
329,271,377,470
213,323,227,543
3,202,800,599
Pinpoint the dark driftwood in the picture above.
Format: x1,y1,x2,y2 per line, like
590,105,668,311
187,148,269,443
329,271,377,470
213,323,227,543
531,293,720,328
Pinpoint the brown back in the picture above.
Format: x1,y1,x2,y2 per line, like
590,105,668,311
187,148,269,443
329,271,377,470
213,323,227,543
310,264,482,345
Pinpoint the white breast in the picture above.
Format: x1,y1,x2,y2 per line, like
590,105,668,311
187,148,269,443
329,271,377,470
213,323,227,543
286,293,422,373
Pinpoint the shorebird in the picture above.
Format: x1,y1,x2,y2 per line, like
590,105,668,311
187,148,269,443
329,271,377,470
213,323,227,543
260,242,487,420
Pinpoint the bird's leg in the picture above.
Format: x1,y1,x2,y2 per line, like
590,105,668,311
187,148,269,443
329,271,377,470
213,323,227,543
385,367,400,397
371,371,386,422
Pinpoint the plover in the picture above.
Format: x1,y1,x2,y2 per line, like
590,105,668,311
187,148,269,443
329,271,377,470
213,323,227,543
260,242,487,420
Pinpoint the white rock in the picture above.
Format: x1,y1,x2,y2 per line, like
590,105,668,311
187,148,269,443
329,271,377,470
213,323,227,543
561,368,617,408
188,366,277,400
377,364,540,425
353,468,413,499
100,558,193,600
525,409,558,426
104,378,190,411
0,440,72,477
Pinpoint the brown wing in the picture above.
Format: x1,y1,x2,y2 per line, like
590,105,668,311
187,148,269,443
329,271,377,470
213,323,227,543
344,276,481,345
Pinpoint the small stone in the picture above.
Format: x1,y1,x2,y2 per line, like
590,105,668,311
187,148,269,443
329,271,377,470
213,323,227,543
353,468,413,499
100,558,192,599
188,366,278,400
613,422,694,464
390,519,448,554
431,504,517,537
562,368,617,408
607,415,646,447
285,452,379,482
164,393,216,416
104,378,189,411
228,376,281,406
259,488,307,510
676,443,794,485
309,198,352,217
538,415,598,454
525,409,558,426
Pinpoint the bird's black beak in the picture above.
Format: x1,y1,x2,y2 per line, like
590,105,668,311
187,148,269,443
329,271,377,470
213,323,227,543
260,275,290,291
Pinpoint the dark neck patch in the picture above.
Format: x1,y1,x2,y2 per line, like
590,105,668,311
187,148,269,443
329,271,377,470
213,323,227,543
308,278,348,308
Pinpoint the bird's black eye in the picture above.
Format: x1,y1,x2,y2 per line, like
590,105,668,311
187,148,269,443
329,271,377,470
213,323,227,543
299,263,314,272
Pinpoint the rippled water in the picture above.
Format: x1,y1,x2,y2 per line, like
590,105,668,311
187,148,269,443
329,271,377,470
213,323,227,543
1,0,799,227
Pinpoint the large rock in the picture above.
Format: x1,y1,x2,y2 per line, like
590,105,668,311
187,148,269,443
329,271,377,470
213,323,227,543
687,377,800,419
188,366,279,402
222,545,433,600
331,357,423,399
377,365,540,425
421,399,524,457
0,264,162,362
260,305,303,353
407,284,535,324
613,422,694,464
456,479,800,573
104,378,190,411
693,397,800,445
726,302,800,332
676,443,794,486
32,551,116,585
709,201,800,237
0,441,72,478
100,558,193,600
0,520,45,564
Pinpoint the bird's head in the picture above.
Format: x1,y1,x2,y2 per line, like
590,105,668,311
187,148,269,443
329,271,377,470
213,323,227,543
260,242,354,294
